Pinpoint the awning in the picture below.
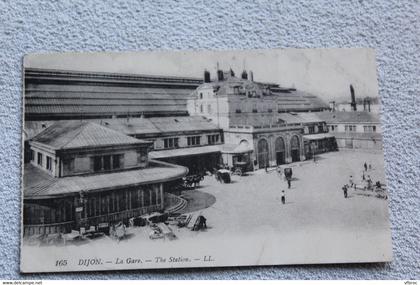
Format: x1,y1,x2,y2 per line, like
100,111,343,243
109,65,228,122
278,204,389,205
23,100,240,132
149,145,221,159
303,133,335,140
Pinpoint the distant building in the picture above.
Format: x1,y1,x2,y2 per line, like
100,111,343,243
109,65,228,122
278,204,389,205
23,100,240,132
188,69,333,169
23,121,187,236
187,69,329,130
316,111,383,149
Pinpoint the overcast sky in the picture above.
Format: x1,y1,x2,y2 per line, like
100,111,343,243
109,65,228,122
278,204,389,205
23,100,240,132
24,48,379,102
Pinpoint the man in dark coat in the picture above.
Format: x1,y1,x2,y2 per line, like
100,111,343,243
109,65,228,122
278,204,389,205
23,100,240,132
342,184,348,198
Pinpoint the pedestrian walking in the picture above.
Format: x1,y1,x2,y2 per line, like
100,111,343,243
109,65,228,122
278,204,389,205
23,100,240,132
281,190,286,204
367,175,373,190
349,175,354,188
342,184,348,198
368,163,372,170
287,178,291,189
362,171,366,181
364,162,368,172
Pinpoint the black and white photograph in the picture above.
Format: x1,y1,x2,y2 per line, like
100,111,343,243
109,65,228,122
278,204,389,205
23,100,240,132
20,48,392,273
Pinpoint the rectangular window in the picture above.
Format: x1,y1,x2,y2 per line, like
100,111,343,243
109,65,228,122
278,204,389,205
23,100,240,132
268,108,273,113
93,154,124,172
235,109,241,113
309,126,315,134
188,136,201,146
373,126,376,132
103,155,111,170
37,153,43,166
163,138,179,149
112,154,121,169
207,134,220,145
30,150,34,161
46,156,52,171
345,125,356,132
93,156,102,172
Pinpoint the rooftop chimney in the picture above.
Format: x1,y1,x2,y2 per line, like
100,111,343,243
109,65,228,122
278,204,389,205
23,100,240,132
204,70,211,83
217,70,224,81
329,101,336,112
241,70,248,80
350,84,357,111
249,71,254,81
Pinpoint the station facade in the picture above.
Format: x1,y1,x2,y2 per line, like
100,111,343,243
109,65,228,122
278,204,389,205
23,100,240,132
187,69,334,169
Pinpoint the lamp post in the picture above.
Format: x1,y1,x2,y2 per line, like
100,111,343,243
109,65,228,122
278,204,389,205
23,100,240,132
311,141,316,162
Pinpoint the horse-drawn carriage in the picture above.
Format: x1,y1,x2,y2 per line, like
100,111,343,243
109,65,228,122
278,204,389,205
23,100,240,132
182,174,204,189
231,161,249,176
283,167,293,180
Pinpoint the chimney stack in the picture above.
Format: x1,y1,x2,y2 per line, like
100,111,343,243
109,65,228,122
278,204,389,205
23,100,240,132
241,70,248,80
249,71,254,81
217,70,224,81
350,84,357,111
204,70,211,83
329,101,336,112
367,97,371,112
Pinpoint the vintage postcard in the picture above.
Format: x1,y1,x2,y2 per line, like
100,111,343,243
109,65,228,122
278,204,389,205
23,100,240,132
20,48,392,273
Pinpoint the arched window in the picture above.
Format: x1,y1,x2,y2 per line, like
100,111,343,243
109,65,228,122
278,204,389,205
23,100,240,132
290,135,300,162
275,137,286,165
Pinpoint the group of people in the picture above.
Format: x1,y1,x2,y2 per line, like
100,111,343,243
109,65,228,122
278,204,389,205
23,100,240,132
342,162,374,199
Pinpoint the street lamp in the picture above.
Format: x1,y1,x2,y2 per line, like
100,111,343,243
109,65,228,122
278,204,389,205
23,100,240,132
311,141,316,162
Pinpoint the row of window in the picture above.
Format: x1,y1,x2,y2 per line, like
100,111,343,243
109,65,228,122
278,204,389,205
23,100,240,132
93,154,123,172
187,136,201,146
164,138,179,149
337,125,377,133
31,150,53,172
207,134,220,145
328,125,338,132
344,125,357,132
161,135,221,149
86,187,160,217
363,125,377,133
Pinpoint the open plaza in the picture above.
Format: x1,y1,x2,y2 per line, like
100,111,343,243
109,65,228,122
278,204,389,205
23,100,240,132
21,150,391,270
